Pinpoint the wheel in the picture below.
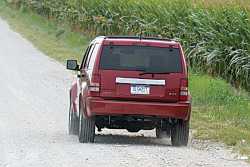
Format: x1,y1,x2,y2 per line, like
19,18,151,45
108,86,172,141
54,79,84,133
171,120,189,146
78,111,95,143
68,103,79,135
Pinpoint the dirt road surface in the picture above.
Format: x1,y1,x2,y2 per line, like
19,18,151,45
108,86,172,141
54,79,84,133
0,18,249,167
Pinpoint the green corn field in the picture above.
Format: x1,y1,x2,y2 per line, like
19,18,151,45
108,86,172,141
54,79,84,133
7,0,250,91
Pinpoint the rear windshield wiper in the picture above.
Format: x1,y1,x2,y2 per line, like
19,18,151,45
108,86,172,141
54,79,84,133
139,71,171,76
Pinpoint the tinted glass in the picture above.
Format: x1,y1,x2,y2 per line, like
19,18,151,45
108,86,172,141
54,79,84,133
80,44,93,69
85,44,95,68
100,45,182,73
87,44,100,69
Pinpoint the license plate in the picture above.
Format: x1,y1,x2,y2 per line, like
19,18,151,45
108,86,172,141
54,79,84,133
131,85,150,95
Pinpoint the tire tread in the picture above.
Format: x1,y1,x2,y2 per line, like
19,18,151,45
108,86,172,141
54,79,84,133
171,120,189,146
79,115,95,143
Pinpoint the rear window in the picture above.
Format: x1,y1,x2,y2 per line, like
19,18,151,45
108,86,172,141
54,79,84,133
100,45,182,73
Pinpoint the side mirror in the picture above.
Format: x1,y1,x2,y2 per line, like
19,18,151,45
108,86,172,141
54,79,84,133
66,60,79,71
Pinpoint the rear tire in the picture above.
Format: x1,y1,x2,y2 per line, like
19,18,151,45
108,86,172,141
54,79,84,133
171,120,189,146
78,112,95,143
68,104,79,135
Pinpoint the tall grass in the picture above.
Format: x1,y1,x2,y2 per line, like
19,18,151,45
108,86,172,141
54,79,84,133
6,0,250,91
190,73,250,157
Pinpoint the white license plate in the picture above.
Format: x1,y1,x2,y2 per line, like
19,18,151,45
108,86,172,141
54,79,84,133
131,85,150,95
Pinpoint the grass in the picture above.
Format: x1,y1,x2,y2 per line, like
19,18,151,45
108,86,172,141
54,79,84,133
0,0,89,63
192,0,250,9
190,74,250,158
0,1,250,161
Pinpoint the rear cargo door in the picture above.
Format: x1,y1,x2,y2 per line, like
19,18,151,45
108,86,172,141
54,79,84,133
99,45,183,102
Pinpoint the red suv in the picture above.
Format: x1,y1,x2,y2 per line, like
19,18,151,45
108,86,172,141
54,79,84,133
66,36,191,146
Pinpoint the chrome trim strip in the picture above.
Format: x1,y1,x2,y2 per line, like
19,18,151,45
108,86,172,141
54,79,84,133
116,77,165,85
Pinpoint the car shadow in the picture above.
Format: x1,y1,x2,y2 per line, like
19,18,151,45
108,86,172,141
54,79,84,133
94,133,171,146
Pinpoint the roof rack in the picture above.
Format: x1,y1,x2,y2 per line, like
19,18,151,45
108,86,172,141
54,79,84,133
104,36,176,42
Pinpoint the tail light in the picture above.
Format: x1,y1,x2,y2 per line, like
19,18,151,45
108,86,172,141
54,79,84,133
89,82,100,92
179,78,188,101
88,74,100,96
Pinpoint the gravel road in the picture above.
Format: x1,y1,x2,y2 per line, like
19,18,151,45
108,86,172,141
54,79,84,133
0,18,249,167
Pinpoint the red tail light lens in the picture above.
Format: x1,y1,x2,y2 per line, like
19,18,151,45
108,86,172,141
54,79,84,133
89,83,100,92
88,74,100,96
180,78,188,101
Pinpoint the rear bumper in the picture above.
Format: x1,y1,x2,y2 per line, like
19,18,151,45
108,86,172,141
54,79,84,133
86,97,191,120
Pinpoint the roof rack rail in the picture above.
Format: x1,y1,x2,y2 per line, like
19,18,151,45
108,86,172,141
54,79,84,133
104,36,176,42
